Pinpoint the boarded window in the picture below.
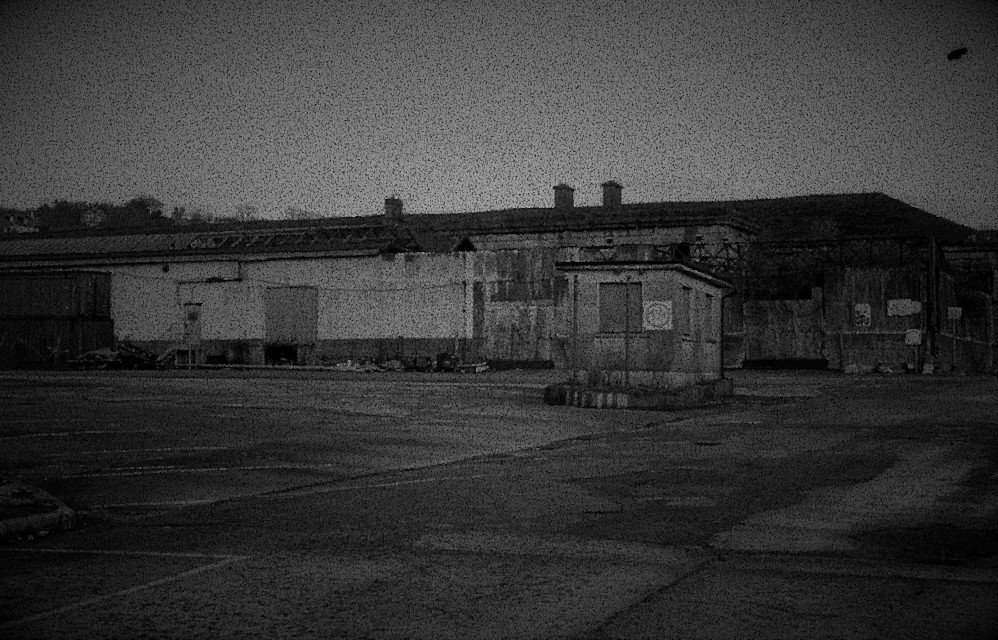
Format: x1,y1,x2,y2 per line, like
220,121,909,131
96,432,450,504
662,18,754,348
705,293,716,342
678,286,694,336
599,282,642,333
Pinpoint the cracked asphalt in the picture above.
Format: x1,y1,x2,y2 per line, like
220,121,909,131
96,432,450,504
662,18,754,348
1,369,997,639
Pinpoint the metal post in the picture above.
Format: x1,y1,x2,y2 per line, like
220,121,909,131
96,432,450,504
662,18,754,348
571,275,579,385
461,276,468,363
952,318,957,371
624,275,631,388
928,236,939,364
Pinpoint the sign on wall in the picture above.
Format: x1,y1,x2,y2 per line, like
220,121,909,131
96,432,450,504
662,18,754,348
643,300,673,331
853,303,872,328
947,306,963,321
887,299,922,316
182,303,202,347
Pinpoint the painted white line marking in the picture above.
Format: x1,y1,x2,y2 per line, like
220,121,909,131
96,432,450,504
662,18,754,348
660,465,711,470
45,446,228,456
353,474,491,490
0,549,247,630
218,403,283,409
5,418,93,424
0,430,147,440
5,548,242,560
273,473,492,498
71,464,340,478
98,499,217,507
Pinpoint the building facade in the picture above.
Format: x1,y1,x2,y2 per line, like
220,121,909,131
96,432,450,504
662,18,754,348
557,248,730,389
1,185,995,372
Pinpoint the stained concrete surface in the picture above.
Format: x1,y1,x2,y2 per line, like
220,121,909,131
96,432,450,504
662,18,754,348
1,369,997,638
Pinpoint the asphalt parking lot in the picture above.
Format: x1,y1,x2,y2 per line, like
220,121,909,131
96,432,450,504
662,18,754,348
1,369,997,639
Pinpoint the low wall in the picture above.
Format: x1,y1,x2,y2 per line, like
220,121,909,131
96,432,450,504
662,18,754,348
577,368,721,390
544,377,734,410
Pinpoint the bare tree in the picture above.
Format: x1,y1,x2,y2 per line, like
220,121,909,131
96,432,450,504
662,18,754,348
282,206,313,221
127,195,164,216
171,206,216,224
189,206,216,223
234,204,258,223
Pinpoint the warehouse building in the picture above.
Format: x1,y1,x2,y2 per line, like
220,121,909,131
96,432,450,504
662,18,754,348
0,185,995,372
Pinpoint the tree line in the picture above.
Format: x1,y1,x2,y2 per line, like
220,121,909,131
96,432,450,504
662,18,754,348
1,197,318,234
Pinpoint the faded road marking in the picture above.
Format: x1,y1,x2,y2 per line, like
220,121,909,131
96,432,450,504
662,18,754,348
0,429,148,439
69,463,341,478
268,473,493,499
0,549,247,630
4,418,93,424
98,499,218,507
45,446,229,456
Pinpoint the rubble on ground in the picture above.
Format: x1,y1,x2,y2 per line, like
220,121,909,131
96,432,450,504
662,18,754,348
0,481,75,540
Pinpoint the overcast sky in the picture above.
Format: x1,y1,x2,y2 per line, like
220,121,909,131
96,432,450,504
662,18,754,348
2,0,996,228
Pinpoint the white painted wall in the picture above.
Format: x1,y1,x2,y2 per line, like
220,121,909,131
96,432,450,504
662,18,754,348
241,254,466,341
109,261,240,342
104,253,468,345
180,280,262,341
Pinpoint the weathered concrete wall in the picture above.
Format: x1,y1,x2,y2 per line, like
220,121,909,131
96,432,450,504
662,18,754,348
744,294,824,362
823,267,925,371
821,266,996,372
467,249,567,366
466,226,747,367
934,271,996,372
735,265,996,373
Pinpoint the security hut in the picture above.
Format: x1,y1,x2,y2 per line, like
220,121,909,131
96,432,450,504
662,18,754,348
548,244,733,409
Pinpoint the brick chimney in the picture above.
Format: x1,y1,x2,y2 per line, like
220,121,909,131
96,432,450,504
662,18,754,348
602,181,622,209
384,196,403,224
553,183,575,209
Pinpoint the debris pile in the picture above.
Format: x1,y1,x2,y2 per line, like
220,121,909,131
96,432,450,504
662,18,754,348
0,482,75,540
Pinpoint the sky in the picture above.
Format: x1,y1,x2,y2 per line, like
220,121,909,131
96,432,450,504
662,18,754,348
1,0,996,229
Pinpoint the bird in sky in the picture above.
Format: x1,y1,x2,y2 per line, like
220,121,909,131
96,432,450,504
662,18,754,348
947,47,969,60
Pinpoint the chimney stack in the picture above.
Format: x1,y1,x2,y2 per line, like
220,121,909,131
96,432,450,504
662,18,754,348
602,181,622,209
553,183,575,210
384,196,403,224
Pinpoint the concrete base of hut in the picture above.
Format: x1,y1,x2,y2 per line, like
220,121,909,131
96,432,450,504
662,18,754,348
543,377,734,410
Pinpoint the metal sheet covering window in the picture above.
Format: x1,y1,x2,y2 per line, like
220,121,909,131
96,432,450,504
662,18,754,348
599,282,643,333
705,293,716,341
679,286,693,336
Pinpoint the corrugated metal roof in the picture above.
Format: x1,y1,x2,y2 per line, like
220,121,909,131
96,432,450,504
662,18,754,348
0,223,423,261
406,202,755,235
0,201,744,261
719,193,974,242
0,193,972,261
